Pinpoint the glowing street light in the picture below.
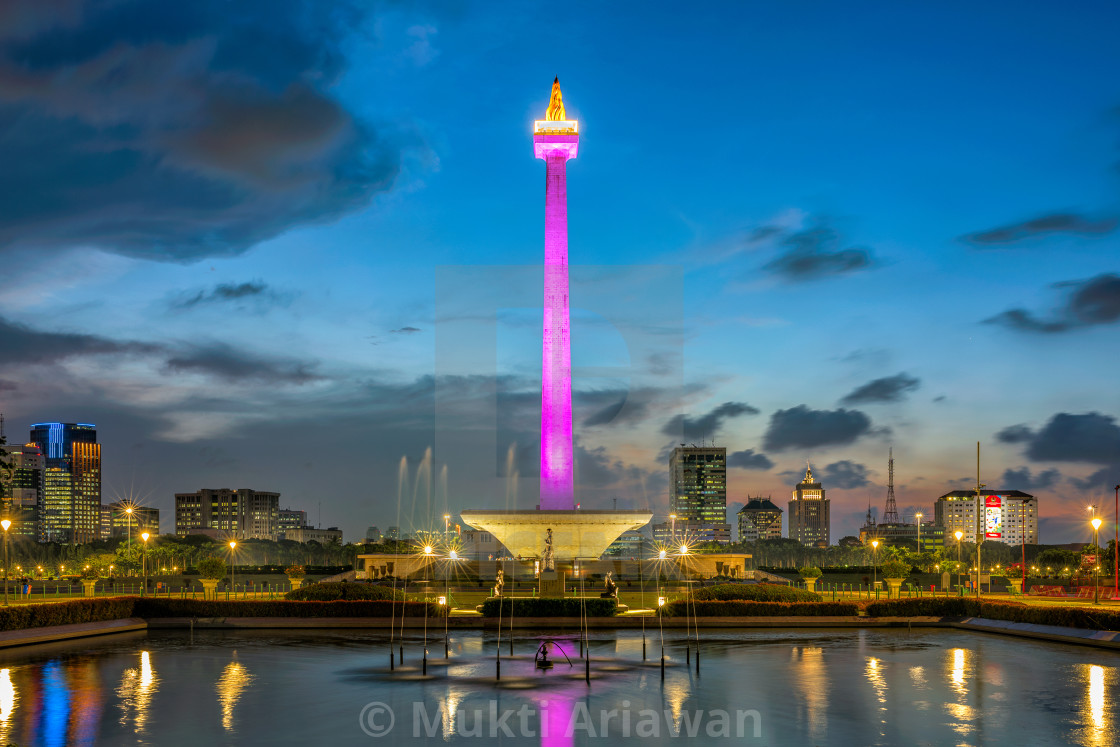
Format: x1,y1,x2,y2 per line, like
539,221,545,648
141,532,150,596
1092,517,1103,604
0,519,10,607
955,531,964,592
871,540,880,593
228,540,237,597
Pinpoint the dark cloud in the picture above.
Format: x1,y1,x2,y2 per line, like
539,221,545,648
985,274,1120,333
1000,466,1060,491
0,380,18,391
961,213,1116,245
0,315,161,364
996,424,1034,444
173,281,288,311
1003,412,1120,464
761,224,875,282
391,327,423,334
727,449,774,470
661,401,760,441
0,0,405,262
840,373,920,405
823,460,871,489
762,405,877,452
1072,464,1120,492
163,344,322,385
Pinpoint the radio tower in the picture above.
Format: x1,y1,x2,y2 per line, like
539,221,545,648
882,447,899,524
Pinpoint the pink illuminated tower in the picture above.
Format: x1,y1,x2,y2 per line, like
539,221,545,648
535,78,579,511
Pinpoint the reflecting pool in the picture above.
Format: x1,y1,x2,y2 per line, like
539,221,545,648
0,628,1115,745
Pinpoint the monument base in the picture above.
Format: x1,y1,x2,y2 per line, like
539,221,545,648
539,570,564,598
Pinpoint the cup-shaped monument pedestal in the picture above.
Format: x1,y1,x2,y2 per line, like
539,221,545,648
81,580,97,598
885,579,905,598
288,578,304,590
802,578,817,593
200,579,220,600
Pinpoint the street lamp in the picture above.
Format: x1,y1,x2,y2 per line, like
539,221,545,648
0,519,9,607
954,530,963,592
141,532,150,596
871,539,880,593
1091,518,1103,604
125,506,133,557
915,513,923,557
229,540,237,597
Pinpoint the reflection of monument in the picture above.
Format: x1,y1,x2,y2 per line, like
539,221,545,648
460,79,651,591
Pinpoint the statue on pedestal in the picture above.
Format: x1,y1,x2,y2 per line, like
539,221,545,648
543,528,555,572
600,571,618,599
494,567,504,597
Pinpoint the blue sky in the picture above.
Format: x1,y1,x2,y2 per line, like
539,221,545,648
1,1,1118,543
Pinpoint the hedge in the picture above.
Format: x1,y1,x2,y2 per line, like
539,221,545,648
0,598,136,632
662,600,858,617
865,598,1120,631
133,598,437,618
478,598,617,617
285,582,403,602
692,583,821,603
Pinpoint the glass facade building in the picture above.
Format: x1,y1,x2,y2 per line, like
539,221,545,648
30,423,101,544
669,446,730,544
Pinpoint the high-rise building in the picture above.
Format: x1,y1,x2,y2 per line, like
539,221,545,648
30,423,100,543
935,490,1038,545
103,502,159,539
174,489,280,540
2,442,44,539
737,497,783,542
669,446,731,544
279,509,307,538
788,463,830,547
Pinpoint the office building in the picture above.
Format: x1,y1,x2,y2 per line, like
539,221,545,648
2,442,44,539
788,463,830,547
279,509,307,536
283,525,343,544
102,502,159,539
30,423,101,543
737,498,783,542
174,488,280,540
668,445,731,544
935,490,1038,545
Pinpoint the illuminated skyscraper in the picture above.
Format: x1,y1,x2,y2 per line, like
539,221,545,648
788,463,830,547
29,423,100,543
174,488,279,540
1,442,44,539
669,445,730,543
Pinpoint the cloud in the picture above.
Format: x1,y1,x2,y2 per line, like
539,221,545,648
391,326,423,334
0,0,408,263
163,344,322,385
762,405,877,452
1072,464,1120,492
761,224,875,282
173,281,290,311
822,460,871,489
661,401,760,441
1000,412,1120,464
0,379,18,391
0,315,161,364
1000,466,1060,491
727,449,774,470
840,373,920,405
961,212,1117,245
985,274,1120,333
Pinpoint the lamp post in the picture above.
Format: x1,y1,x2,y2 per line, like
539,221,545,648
915,513,923,557
0,519,9,607
445,549,458,658
1114,484,1119,600
423,544,433,675
141,532,149,596
955,530,963,593
229,540,237,597
1092,518,1103,604
125,506,133,560
871,539,880,594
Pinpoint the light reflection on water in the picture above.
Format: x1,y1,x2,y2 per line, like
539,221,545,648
0,629,1111,745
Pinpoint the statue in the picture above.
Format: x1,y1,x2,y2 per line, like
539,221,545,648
494,568,504,597
600,571,618,599
546,77,566,121
543,528,555,572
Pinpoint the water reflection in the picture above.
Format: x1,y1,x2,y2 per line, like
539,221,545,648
0,668,15,744
1083,664,1108,747
792,646,827,741
944,648,975,738
218,655,253,732
117,651,158,733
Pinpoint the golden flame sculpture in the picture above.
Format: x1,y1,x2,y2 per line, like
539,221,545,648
546,77,566,121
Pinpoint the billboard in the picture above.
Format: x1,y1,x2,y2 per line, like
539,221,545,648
985,495,1002,538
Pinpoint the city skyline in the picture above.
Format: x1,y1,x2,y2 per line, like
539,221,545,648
1,2,1119,544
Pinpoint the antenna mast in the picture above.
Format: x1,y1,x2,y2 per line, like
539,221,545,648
883,447,899,524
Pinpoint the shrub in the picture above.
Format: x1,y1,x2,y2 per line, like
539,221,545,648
864,597,1120,631
0,598,136,632
80,567,100,581
798,566,822,579
478,598,617,617
880,560,912,579
285,582,402,601
134,598,436,618
197,557,226,580
692,583,821,603
285,565,305,579
663,600,858,617
865,598,982,617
